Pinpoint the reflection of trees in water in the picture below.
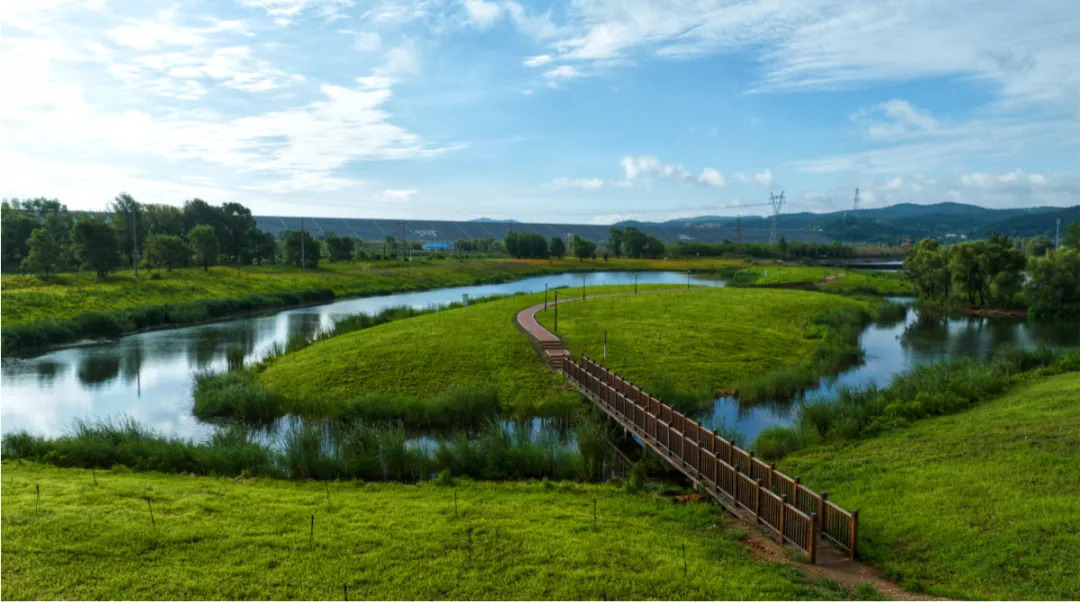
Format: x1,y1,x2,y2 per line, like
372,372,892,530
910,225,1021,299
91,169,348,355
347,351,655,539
77,355,121,388
285,313,323,342
902,312,1075,361
120,342,144,385
35,361,68,386
185,324,262,370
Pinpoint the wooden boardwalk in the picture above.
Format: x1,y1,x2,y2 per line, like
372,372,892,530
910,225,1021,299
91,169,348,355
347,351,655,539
515,293,859,564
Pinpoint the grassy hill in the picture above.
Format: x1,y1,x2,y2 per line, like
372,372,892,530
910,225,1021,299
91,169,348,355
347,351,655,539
777,371,1080,599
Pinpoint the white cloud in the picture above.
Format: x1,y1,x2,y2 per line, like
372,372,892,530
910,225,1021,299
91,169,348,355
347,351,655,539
856,100,939,141
462,0,502,28
523,54,553,67
503,1,563,39
620,156,727,188
753,169,774,188
382,188,419,200
238,0,353,20
544,65,584,80
340,29,382,52
550,177,604,190
884,177,904,190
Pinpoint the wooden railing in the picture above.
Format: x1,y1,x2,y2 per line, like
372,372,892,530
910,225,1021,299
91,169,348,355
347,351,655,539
563,355,858,563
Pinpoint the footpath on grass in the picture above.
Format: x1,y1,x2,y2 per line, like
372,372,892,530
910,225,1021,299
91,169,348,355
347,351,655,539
514,288,930,600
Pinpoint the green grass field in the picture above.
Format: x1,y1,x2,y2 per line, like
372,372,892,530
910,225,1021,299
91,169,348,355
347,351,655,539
259,286,676,419
0,462,847,600
778,372,1080,599
0,258,746,329
729,266,912,296
534,287,869,397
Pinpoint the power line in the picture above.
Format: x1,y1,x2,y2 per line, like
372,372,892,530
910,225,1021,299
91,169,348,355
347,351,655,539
768,191,786,245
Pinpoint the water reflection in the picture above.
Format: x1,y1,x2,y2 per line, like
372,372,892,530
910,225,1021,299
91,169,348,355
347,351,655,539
704,308,1080,443
2,271,722,439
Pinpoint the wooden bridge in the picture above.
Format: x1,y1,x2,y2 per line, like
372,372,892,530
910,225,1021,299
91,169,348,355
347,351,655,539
516,295,859,564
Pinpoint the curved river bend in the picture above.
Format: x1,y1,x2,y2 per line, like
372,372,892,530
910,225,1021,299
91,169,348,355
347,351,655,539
1,271,721,439
3,273,1077,443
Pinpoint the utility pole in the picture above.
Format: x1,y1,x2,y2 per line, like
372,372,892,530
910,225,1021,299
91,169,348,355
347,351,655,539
130,207,139,278
852,187,860,221
300,217,306,272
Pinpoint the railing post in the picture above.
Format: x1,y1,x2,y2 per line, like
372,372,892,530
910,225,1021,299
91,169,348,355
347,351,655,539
850,510,859,559
768,462,776,490
793,476,801,508
733,465,740,504
808,513,818,564
755,478,763,523
819,492,828,531
778,495,788,545
748,450,755,475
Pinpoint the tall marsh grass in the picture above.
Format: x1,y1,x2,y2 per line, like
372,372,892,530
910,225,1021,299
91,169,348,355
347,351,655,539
751,347,1078,461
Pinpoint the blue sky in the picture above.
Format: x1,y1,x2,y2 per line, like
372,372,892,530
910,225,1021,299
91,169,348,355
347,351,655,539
3,0,1079,222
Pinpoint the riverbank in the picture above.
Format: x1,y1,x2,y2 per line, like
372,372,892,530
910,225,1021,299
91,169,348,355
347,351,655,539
0,259,746,355
0,461,847,600
776,370,1080,599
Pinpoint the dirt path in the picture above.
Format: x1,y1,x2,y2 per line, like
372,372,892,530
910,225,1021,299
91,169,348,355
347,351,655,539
723,511,945,601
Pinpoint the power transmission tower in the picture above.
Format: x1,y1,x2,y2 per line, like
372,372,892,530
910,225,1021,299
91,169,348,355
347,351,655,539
1056,218,1062,248
852,188,860,221
768,191,786,245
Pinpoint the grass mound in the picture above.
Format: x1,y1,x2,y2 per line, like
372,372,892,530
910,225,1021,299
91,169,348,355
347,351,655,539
533,287,870,406
776,371,1080,599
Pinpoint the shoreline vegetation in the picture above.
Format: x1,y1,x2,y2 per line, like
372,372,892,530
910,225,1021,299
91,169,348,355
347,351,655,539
1,257,917,356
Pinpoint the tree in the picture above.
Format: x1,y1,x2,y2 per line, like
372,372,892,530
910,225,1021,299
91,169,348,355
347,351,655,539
1024,235,1053,257
145,204,184,237
324,233,356,262
145,234,192,271
20,228,62,275
71,217,120,278
110,193,146,270
1064,220,1080,250
188,225,220,271
283,230,318,268
249,230,278,264
550,236,566,259
904,238,951,299
571,234,596,263
218,202,256,265
608,228,625,258
1,202,40,272
1025,248,1080,317
383,236,396,259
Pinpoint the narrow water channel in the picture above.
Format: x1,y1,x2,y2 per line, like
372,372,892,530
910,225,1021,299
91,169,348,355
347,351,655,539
1,271,722,439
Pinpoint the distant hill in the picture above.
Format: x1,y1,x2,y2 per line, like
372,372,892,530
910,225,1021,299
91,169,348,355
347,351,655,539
470,217,520,223
618,202,1075,243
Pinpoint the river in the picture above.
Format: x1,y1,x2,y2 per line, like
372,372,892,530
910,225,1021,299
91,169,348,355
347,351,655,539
1,271,721,439
3,274,1077,444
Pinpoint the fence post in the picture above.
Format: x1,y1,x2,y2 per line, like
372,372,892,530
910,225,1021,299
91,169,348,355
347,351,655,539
808,513,818,564
755,478,763,523
748,450,755,475
793,476,801,508
850,510,859,559
768,462,776,490
778,495,788,545
819,492,828,531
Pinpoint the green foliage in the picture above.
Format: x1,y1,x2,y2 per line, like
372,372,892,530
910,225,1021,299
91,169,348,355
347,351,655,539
144,234,191,271
323,233,356,262
610,227,665,259
20,228,62,275
1064,220,1080,250
71,217,121,278
504,231,548,258
550,235,566,259
193,371,284,425
110,192,146,268
1025,248,1080,318
571,234,597,262
752,347,1074,460
1,200,43,271
0,462,841,600
778,372,1080,599
187,224,219,271
282,229,318,268
905,234,1027,308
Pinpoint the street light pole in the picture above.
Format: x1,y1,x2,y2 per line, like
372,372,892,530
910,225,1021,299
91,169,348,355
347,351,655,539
554,290,559,333
130,208,139,278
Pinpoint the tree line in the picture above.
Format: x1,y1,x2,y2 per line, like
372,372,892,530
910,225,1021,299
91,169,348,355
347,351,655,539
904,226,1080,317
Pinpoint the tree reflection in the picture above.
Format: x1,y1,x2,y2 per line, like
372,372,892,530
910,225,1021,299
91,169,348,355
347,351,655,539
77,355,121,388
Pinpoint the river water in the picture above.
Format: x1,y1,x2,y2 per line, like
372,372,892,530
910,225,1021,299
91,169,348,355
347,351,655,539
1,271,722,439
3,274,1077,444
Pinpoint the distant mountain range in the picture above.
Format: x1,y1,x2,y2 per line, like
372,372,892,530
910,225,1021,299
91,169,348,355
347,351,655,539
616,202,1080,243
470,217,520,223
